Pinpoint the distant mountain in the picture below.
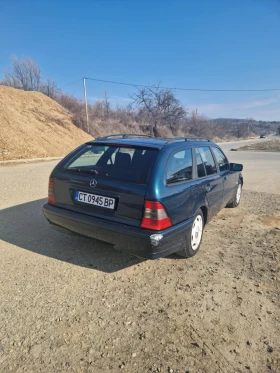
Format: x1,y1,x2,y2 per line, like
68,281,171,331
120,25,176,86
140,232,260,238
212,118,280,125
211,118,280,135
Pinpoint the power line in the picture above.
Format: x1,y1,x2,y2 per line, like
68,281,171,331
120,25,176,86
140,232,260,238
84,77,280,92
60,78,82,90
55,78,82,92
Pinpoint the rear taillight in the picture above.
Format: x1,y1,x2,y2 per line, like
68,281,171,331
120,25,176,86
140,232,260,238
141,200,172,230
48,180,55,204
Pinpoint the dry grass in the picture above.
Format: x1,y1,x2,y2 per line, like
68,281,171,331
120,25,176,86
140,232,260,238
238,139,280,152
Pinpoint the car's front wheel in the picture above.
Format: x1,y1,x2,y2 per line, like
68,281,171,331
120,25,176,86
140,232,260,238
227,182,242,208
177,209,204,258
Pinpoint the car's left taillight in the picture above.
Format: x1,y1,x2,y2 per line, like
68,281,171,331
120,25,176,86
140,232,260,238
48,180,55,204
141,200,172,230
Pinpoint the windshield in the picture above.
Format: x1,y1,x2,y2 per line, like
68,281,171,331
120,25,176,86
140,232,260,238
65,144,159,184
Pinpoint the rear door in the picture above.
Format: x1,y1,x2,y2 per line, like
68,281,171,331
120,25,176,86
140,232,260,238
195,146,224,219
160,147,196,225
52,144,159,226
211,146,236,205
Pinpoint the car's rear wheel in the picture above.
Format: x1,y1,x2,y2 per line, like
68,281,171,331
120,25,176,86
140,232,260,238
177,209,204,258
227,182,242,208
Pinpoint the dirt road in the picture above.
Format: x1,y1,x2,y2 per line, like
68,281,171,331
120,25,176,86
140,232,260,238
0,161,279,373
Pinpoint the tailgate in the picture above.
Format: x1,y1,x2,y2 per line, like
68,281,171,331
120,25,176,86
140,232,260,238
51,143,159,226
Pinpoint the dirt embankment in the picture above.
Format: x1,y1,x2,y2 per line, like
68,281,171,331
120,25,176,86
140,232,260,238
0,86,91,160
238,139,280,152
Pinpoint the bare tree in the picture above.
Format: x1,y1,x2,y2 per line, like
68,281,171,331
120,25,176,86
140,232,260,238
246,117,255,137
103,91,111,117
3,56,41,91
188,109,213,138
92,100,106,117
56,93,88,132
131,85,187,136
236,122,250,138
40,79,58,98
126,103,134,116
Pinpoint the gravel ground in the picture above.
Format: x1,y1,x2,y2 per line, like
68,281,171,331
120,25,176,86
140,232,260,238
0,163,279,373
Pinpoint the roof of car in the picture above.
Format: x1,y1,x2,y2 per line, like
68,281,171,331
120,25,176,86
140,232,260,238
88,135,215,148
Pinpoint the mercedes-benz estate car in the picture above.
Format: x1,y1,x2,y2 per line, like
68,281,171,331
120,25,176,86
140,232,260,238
42,134,243,259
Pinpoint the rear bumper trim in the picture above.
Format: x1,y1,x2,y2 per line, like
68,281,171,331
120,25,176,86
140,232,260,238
42,203,193,259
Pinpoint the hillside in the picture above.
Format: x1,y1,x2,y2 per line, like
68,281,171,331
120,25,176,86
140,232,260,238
0,86,91,160
212,118,280,135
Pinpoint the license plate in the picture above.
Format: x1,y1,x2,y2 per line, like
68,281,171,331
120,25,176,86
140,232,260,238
75,191,115,209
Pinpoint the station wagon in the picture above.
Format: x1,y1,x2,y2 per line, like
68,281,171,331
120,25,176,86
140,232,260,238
43,134,243,259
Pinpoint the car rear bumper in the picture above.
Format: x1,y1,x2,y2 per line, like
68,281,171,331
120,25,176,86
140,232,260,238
42,203,193,259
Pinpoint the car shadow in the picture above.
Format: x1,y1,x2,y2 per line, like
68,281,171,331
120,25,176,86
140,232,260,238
0,199,145,273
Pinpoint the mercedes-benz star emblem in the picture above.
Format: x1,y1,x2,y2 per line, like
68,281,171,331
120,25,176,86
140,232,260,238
90,179,97,188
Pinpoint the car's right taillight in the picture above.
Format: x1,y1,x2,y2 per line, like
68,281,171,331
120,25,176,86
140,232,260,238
141,200,172,230
48,180,55,204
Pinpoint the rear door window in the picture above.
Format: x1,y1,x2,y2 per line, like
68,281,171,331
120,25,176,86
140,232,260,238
211,147,229,172
166,148,193,184
65,144,158,184
197,147,217,176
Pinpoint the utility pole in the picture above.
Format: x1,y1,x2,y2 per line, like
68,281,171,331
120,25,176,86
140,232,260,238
195,108,199,135
83,77,89,134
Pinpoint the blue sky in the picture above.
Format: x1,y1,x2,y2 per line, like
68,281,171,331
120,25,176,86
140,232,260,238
1,0,280,120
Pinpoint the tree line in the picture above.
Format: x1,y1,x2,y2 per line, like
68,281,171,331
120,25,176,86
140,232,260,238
2,56,276,139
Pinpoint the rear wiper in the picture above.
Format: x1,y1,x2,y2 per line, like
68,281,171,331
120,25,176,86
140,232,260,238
167,176,188,184
67,168,99,174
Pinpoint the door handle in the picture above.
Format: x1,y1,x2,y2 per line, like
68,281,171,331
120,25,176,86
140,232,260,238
223,177,227,183
205,183,211,192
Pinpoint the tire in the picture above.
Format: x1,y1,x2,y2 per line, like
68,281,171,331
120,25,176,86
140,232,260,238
177,209,204,258
227,182,242,208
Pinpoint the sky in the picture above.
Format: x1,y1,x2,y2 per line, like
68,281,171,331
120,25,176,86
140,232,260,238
1,0,280,120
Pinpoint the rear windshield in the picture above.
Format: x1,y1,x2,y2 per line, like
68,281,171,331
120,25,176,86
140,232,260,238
64,144,159,184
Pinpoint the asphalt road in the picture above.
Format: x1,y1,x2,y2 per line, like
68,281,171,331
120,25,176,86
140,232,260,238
218,138,280,195
217,137,269,152
0,137,279,210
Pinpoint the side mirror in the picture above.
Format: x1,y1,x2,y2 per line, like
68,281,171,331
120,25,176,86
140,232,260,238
230,163,243,172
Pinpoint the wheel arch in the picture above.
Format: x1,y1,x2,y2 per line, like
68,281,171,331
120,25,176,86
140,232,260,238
199,205,208,225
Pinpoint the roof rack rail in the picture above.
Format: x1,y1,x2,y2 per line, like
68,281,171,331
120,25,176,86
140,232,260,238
96,134,152,140
166,136,210,143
